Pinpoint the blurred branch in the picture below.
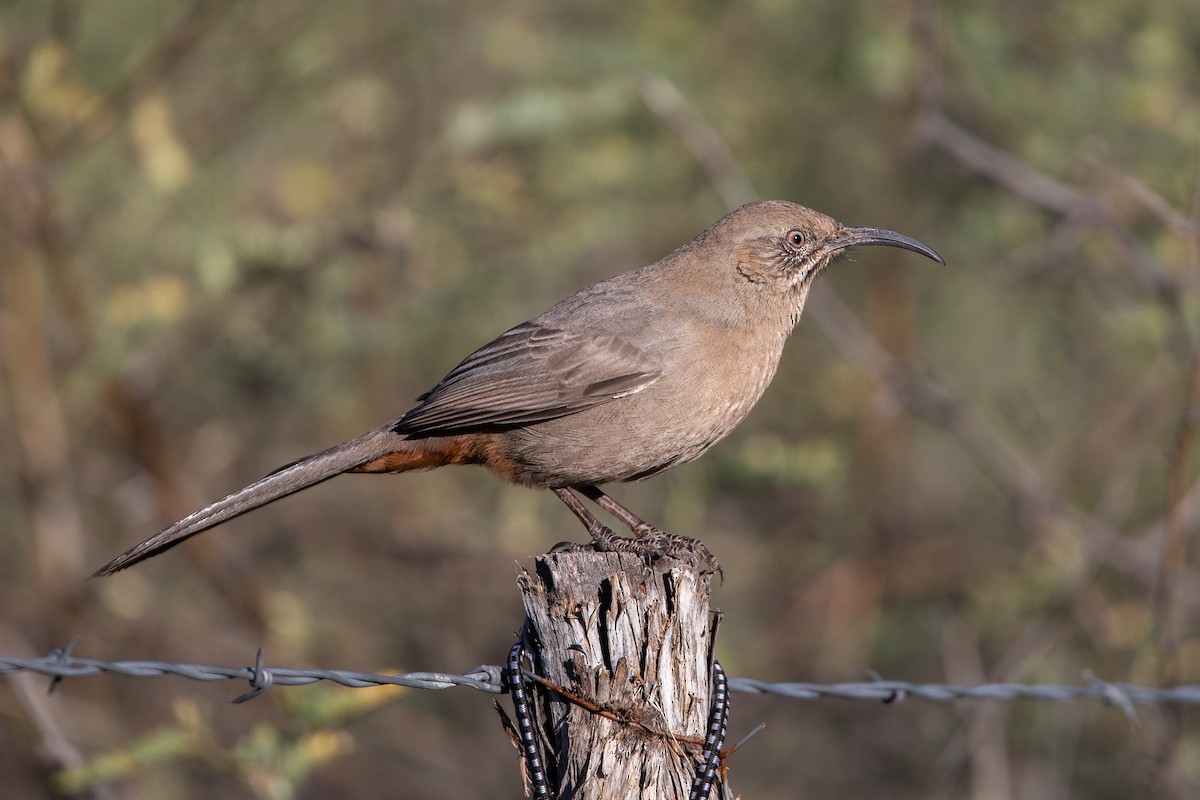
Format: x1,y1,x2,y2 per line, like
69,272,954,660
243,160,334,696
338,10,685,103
1151,350,1200,696
808,282,1118,551
916,112,1181,309
912,26,1200,786
815,280,1200,614
936,616,1014,800
921,105,1200,688
913,105,1200,625
638,75,758,210
993,218,1090,283
0,218,88,588
1154,159,1200,686
1111,170,1198,240
45,0,237,159
915,113,1099,218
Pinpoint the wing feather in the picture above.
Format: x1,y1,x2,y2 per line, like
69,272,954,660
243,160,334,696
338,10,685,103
396,322,660,435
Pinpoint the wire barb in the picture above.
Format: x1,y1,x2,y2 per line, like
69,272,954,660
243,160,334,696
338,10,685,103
232,648,273,704
45,636,81,695
1084,671,1138,725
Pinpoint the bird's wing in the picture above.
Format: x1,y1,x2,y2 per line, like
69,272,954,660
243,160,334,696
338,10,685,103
393,321,661,435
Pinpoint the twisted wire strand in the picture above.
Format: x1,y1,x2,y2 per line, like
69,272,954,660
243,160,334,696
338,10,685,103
3,648,1195,713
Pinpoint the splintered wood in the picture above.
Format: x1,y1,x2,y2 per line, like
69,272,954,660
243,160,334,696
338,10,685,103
514,550,722,800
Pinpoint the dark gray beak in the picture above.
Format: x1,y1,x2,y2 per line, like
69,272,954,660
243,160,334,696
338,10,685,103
833,226,945,265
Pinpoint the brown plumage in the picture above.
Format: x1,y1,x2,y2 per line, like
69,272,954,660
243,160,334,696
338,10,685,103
94,201,943,577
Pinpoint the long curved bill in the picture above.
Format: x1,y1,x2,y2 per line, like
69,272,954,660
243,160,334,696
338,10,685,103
833,226,945,265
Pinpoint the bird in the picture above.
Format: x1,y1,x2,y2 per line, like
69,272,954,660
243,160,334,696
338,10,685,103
93,201,943,578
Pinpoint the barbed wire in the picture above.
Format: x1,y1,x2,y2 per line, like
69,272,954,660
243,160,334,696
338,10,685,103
3,644,1197,714
0,643,502,703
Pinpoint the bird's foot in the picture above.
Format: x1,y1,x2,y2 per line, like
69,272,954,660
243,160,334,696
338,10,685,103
635,526,724,582
549,525,628,556
581,524,723,582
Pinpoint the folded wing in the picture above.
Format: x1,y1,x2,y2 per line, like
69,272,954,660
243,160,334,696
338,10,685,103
394,322,661,435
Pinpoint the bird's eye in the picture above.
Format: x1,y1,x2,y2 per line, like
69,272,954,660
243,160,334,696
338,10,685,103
785,228,806,249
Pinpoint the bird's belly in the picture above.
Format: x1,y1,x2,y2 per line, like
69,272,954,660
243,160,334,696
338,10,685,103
495,343,782,487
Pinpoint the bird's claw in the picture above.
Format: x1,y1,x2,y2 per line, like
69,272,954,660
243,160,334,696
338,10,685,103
587,526,724,582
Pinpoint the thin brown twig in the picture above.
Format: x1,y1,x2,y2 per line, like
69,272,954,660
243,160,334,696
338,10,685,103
525,671,709,749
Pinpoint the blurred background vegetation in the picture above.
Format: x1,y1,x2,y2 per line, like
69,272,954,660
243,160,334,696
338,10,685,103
1,0,1198,797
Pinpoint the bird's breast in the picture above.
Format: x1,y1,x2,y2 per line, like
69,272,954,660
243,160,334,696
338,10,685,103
493,324,789,487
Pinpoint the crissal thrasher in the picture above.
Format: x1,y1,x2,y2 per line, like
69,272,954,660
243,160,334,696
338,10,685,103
94,201,943,578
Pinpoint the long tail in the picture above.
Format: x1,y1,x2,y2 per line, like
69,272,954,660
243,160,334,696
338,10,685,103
92,425,405,577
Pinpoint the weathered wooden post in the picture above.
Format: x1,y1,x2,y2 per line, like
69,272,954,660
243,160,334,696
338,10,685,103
506,550,726,799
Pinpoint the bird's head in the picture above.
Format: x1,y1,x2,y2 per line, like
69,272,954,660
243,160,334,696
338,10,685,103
714,200,944,303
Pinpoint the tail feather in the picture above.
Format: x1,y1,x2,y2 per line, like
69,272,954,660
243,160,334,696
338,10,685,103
92,427,403,577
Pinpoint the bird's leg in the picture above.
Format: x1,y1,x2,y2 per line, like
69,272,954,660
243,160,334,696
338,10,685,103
577,485,656,535
577,486,723,579
550,487,628,553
